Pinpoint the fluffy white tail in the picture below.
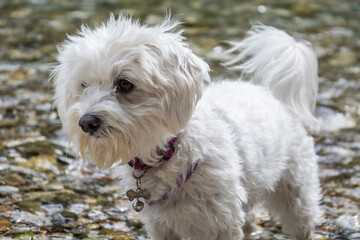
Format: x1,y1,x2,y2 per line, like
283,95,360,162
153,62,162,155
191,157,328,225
224,25,319,131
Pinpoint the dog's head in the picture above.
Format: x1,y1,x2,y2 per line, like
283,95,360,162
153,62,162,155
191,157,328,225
51,15,210,169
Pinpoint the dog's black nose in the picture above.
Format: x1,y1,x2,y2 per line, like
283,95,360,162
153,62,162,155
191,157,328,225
79,114,100,134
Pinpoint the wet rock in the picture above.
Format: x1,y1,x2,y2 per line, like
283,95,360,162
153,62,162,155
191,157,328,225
40,183,64,191
345,188,360,200
8,49,42,62
68,203,89,215
7,210,51,227
71,225,89,237
88,209,108,221
13,233,37,240
3,223,39,235
114,199,130,213
348,177,360,187
10,8,32,18
60,210,78,220
7,165,46,179
41,204,63,215
317,145,355,165
0,185,19,194
46,233,74,239
291,1,318,17
316,107,356,132
76,217,92,225
86,223,100,230
336,215,359,232
128,219,143,230
18,154,58,173
98,228,135,239
329,51,357,67
97,184,122,195
0,1,359,239
0,119,20,128
348,232,360,239
25,190,76,201
0,205,13,213
101,221,131,232
62,221,77,230
0,219,12,231
17,141,56,156
0,173,26,186
330,27,354,38
16,201,45,214
64,180,90,193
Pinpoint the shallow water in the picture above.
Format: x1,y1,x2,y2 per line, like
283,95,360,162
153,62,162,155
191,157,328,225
0,0,359,239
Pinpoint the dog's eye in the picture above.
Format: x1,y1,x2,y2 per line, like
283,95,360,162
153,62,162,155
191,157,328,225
81,82,88,88
115,78,134,93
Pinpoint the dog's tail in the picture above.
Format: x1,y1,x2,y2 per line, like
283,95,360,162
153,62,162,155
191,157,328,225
224,25,319,131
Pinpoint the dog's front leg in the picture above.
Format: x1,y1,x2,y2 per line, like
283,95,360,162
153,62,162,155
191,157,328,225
216,226,244,240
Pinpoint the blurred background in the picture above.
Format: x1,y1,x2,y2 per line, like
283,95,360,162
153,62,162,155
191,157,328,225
0,0,359,239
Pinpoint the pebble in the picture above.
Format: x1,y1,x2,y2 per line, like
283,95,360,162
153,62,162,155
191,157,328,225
47,233,74,239
25,190,76,201
68,203,89,215
16,201,44,213
0,205,13,213
0,1,360,240
3,223,39,235
329,51,358,67
0,185,19,194
0,219,12,231
101,221,131,232
19,154,59,173
316,107,356,132
98,228,135,239
88,210,108,221
41,204,64,215
71,225,89,236
40,183,65,191
336,215,359,232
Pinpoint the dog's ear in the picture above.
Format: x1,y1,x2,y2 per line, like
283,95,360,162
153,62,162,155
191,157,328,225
146,43,210,133
51,64,72,123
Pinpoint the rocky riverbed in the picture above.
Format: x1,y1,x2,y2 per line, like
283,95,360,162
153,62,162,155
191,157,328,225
0,0,359,239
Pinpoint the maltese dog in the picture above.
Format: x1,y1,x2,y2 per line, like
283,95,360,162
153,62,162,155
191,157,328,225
52,15,322,240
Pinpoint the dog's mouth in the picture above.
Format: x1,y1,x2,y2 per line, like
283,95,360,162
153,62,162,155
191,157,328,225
88,132,102,138
82,126,112,139
75,124,136,169
78,114,115,139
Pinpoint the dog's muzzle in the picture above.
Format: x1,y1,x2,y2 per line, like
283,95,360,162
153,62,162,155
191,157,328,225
79,114,101,134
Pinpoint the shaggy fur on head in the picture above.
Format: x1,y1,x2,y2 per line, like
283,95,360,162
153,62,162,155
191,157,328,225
52,15,322,240
52,15,210,169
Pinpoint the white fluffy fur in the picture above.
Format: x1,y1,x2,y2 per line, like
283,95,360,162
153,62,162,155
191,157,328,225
223,25,319,131
52,16,322,240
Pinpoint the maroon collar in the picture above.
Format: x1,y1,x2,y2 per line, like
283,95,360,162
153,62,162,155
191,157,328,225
128,136,178,171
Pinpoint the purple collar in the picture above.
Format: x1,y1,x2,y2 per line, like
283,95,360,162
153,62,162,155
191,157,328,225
127,135,200,206
128,136,178,171
146,159,199,206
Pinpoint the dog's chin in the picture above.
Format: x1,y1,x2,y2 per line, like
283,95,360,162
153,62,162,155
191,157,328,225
74,131,136,169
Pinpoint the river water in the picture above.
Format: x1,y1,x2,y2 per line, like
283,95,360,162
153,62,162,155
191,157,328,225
0,0,359,239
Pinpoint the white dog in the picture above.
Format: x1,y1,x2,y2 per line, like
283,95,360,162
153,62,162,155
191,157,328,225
52,15,322,240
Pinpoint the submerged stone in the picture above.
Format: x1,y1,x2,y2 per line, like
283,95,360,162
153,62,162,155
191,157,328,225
18,155,58,172
98,228,134,239
0,219,12,231
0,0,359,239
0,173,26,186
336,215,360,232
0,205,13,213
16,201,45,214
0,185,19,194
